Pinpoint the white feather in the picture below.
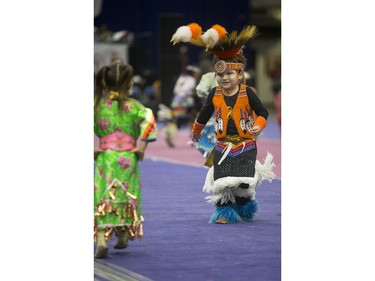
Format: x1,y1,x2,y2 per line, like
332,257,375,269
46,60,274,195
201,28,219,49
170,26,192,44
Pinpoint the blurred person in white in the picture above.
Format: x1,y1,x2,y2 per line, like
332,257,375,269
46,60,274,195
129,75,144,102
273,88,281,133
143,79,162,119
163,65,201,147
171,65,201,128
191,71,218,157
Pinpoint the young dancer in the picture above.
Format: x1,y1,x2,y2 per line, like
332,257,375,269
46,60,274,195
171,23,276,224
94,62,157,258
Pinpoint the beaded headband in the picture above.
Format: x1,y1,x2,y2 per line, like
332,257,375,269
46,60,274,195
214,60,243,74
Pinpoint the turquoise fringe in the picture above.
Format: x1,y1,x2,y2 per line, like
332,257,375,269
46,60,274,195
209,205,243,224
235,199,258,221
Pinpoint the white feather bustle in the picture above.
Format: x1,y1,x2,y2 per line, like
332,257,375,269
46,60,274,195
203,152,276,205
170,26,192,44
201,28,219,49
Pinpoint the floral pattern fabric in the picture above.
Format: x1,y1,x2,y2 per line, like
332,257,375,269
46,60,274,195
94,98,157,234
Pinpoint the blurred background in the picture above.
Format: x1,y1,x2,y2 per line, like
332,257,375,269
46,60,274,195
94,0,281,112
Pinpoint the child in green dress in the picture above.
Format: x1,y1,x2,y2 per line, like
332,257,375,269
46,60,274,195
94,62,157,258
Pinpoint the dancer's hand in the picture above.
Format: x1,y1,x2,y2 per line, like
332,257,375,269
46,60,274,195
192,133,202,142
191,120,205,143
251,125,262,136
130,141,148,161
130,147,145,161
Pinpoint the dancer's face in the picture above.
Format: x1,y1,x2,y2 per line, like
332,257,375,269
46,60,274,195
216,69,243,94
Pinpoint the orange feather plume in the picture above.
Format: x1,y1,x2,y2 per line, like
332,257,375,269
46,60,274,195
188,23,202,39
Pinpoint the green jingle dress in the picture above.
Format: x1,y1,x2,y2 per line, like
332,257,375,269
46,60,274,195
94,97,157,242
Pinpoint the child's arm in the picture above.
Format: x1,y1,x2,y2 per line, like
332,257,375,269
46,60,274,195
247,87,268,135
139,107,157,142
134,106,158,161
130,140,148,161
192,121,205,142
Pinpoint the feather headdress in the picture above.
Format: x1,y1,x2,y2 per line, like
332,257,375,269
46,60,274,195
171,24,259,58
171,23,259,73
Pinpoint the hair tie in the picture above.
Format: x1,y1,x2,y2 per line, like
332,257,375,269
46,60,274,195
108,91,119,100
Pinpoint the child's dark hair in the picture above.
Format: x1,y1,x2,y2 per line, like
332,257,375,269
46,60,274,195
213,52,247,68
94,62,134,111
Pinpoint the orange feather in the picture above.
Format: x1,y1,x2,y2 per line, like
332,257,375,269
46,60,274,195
211,24,227,39
188,23,202,39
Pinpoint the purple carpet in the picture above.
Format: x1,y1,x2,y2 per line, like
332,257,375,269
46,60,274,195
95,158,281,281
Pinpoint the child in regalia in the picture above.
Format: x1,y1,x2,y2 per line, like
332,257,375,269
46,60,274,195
94,62,157,257
171,23,276,224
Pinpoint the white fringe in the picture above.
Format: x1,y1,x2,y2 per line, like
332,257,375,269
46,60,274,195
202,152,276,205
202,166,214,193
255,151,277,184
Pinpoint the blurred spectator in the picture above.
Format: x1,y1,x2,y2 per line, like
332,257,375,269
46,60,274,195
111,57,124,64
273,89,281,132
96,23,113,42
171,65,201,129
198,52,214,74
143,79,161,119
272,81,281,132
244,69,256,88
160,65,201,147
130,75,144,101
192,71,218,157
